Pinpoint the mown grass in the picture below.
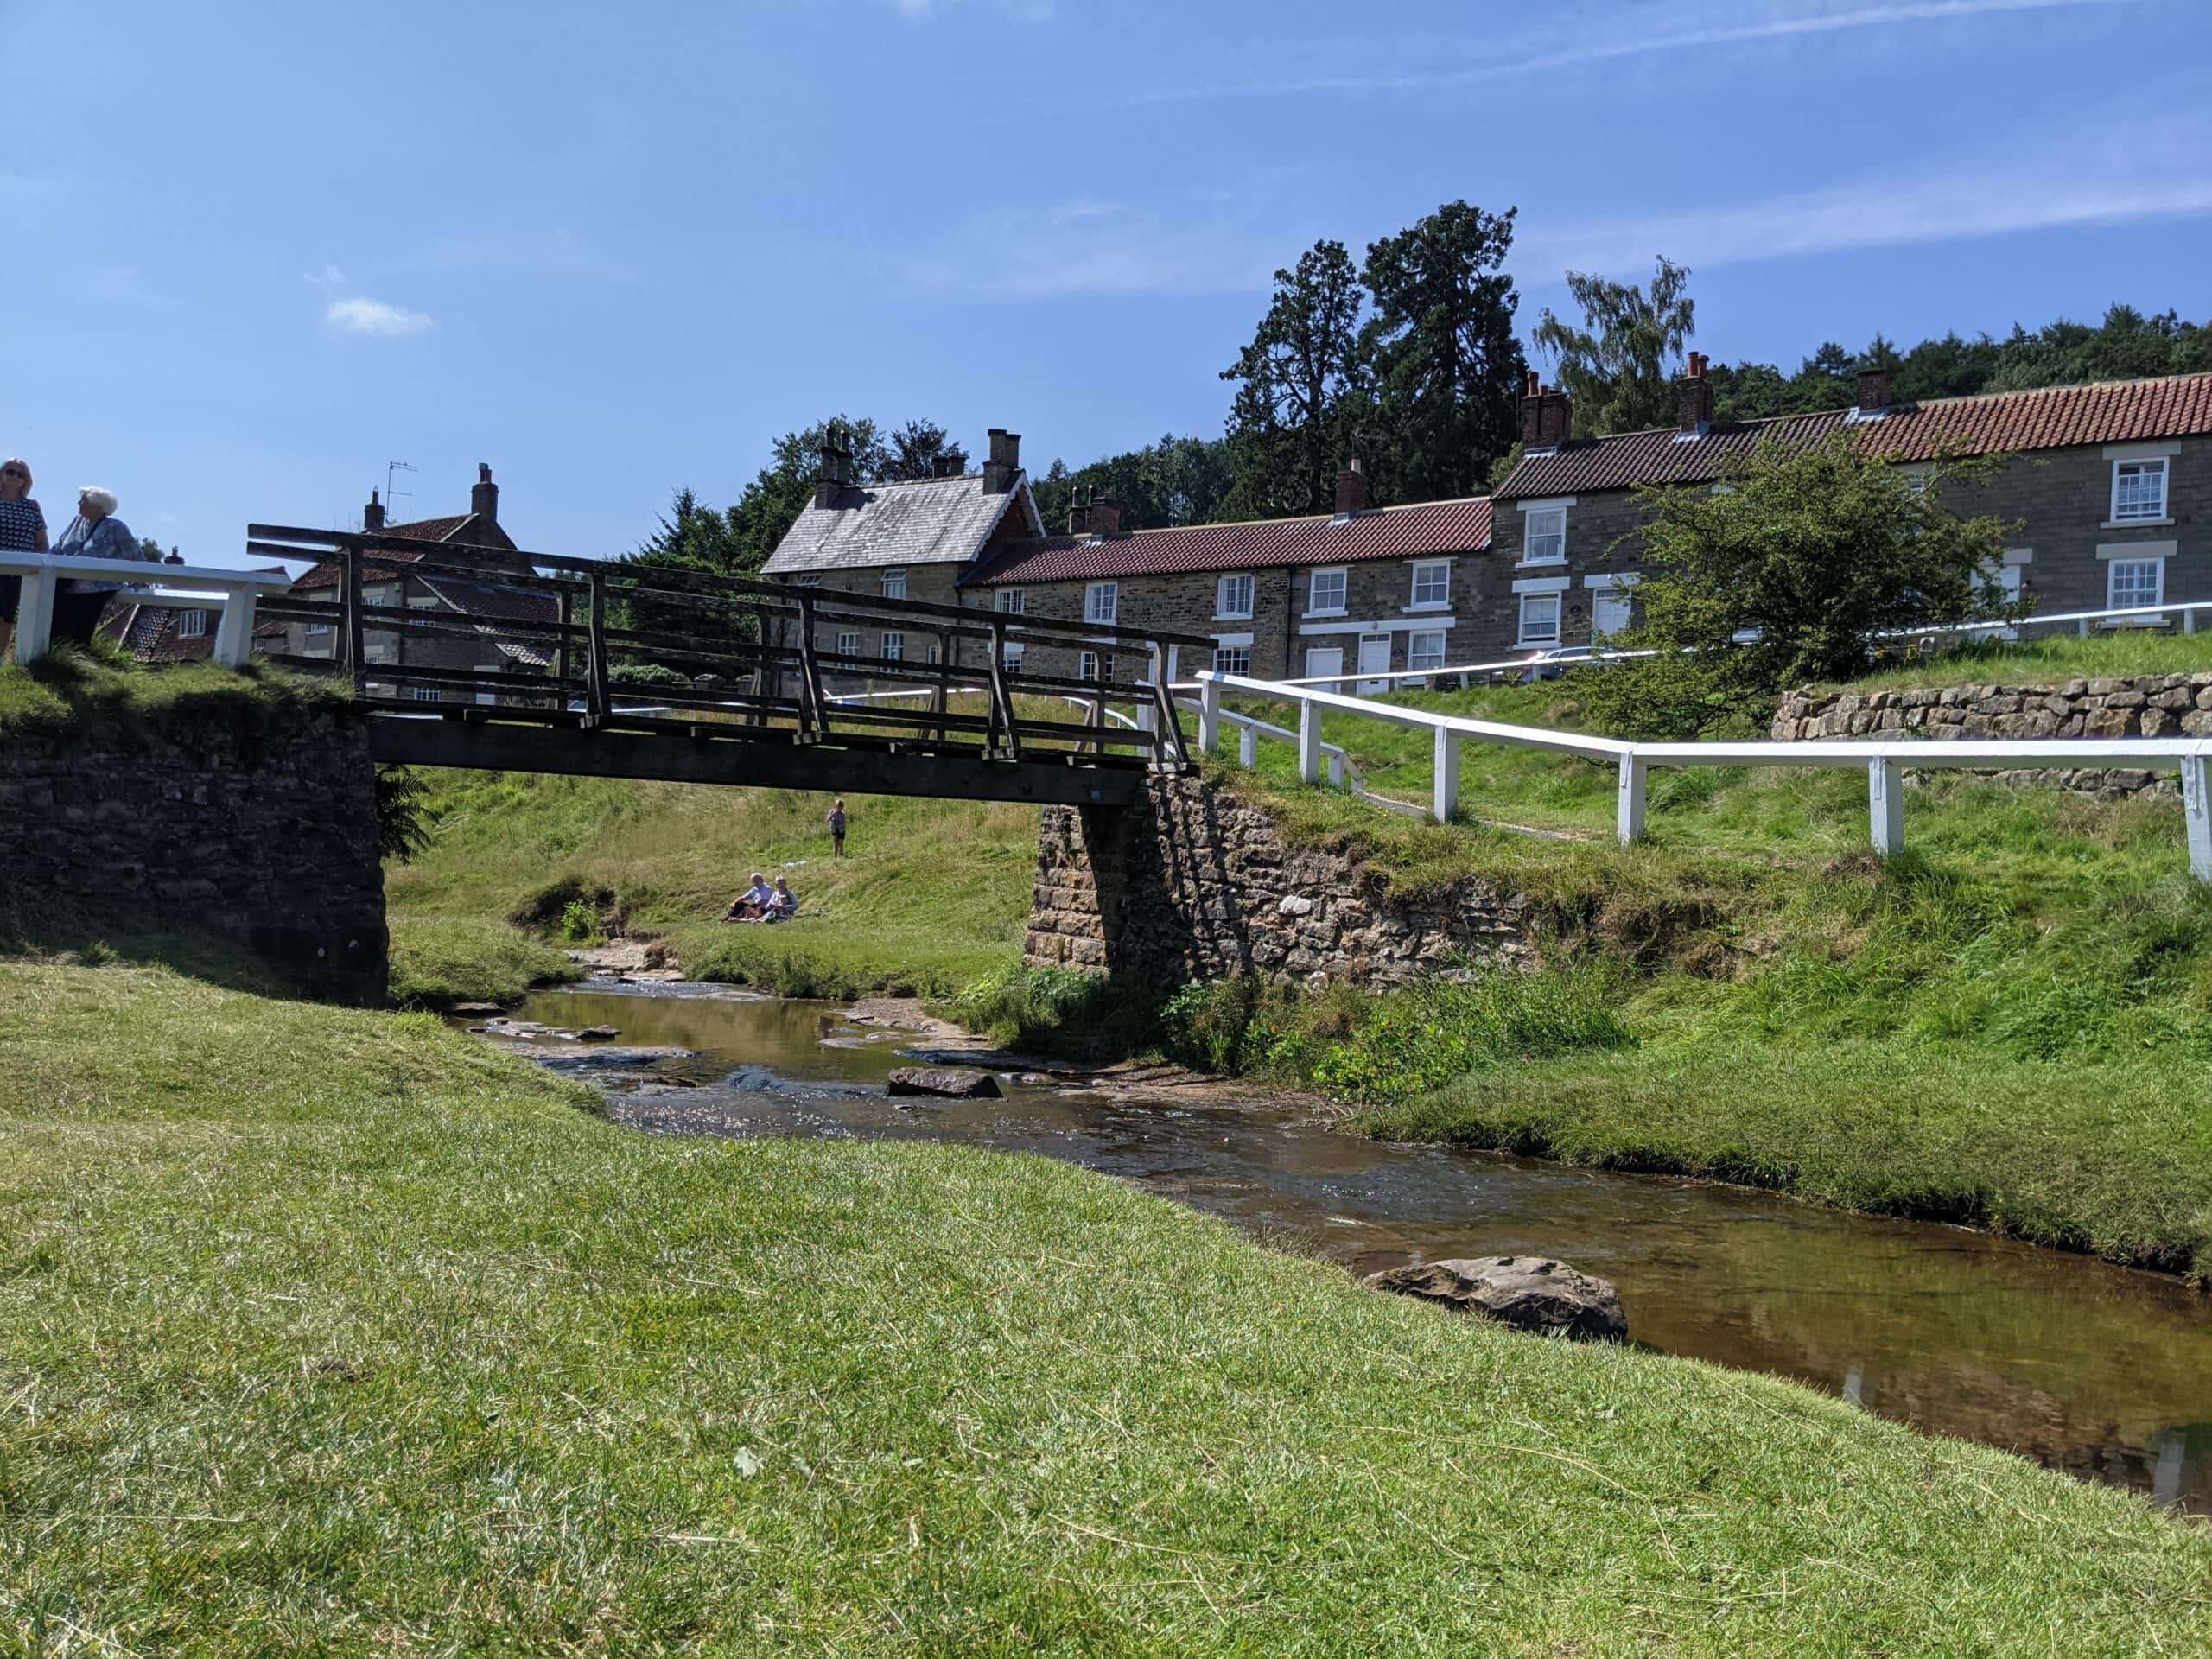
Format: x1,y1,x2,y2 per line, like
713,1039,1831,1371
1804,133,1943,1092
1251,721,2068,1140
4,958,2209,1655
385,767,1040,1005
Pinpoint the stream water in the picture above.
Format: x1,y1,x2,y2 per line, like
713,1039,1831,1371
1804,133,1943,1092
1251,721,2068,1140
483,982,2212,1513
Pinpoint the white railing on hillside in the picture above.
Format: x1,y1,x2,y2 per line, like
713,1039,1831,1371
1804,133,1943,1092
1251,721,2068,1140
0,554,294,669
1196,671,2212,882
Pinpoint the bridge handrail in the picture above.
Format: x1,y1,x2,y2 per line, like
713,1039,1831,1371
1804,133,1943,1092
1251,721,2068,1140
0,553,291,668
245,525,1217,653
1195,670,2212,883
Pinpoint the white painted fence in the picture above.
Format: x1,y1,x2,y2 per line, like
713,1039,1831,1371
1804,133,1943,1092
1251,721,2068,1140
1196,671,2212,882
0,554,293,669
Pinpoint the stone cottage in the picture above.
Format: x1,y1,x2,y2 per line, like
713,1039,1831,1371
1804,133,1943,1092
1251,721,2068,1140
1487,365,2212,658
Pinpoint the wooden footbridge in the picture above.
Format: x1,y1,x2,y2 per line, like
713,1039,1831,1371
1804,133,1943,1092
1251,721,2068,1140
245,526,1209,809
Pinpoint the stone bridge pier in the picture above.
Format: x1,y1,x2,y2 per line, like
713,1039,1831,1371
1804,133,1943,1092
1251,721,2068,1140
1025,774,1536,989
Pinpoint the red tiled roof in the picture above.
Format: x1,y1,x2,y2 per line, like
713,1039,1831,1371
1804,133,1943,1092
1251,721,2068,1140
1498,372,2212,499
964,496,1491,587
289,514,491,592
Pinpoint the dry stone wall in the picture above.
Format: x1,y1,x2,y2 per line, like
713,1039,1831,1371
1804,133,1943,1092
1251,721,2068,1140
0,697,388,1003
1027,772,1536,988
1771,672,2212,798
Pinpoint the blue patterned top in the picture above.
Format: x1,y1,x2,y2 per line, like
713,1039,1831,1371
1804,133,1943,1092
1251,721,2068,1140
0,497,43,552
53,513,153,594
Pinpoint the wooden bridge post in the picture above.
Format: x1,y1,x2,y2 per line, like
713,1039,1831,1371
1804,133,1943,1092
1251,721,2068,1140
1147,642,1188,769
986,619,1021,760
751,604,772,726
554,582,572,687
932,630,950,744
795,591,827,741
586,567,610,722
341,547,365,690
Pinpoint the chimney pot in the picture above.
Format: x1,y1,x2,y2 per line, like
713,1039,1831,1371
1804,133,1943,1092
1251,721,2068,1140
1857,365,1893,416
364,488,385,533
1089,488,1122,537
1067,484,1090,537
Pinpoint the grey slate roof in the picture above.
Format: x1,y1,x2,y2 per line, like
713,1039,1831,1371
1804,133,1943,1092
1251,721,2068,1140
762,473,1039,575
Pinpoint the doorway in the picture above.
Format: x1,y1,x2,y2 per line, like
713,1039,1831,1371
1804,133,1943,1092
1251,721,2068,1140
1304,645,1344,692
1356,632,1392,695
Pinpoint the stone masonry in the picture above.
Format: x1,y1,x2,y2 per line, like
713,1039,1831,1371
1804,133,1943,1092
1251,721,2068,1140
1771,671,2212,798
0,696,390,1003
1027,772,1536,988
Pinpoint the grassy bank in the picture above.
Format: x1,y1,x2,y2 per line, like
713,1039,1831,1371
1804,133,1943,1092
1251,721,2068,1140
3,959,2209,1653
385,769,1039,1006
1842,629,2212,693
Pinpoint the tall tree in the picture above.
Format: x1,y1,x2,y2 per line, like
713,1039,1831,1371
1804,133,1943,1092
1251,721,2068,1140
1359,201,1526,502
723,416,887,575
1219,239,1370,518
1531,257,1697,436
1031,435,1234,533
879,419,963,482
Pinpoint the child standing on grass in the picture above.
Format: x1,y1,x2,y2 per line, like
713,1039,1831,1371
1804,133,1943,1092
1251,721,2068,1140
828,798,848,858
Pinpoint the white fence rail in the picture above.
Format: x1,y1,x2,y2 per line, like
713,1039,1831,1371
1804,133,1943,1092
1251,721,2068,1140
1198,671,2212,882
0,554,293,669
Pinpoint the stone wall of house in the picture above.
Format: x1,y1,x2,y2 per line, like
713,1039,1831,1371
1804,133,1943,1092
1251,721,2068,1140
1770,671,2212,798
0,697,389,1003
1026,772,1536,988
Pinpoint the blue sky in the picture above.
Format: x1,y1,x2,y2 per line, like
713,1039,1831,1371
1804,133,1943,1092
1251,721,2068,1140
7,0,2209,570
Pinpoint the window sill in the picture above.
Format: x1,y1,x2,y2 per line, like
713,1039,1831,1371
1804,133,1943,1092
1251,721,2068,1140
1516,557,1567,570
1213,613,1254,624
1304,608,1347,620
2099,616,2170,630
1404,601,1452,613
2102,518,2173,531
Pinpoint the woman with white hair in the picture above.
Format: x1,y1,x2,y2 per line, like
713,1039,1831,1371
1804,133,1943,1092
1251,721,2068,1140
0,456,48,638
49,486,154,646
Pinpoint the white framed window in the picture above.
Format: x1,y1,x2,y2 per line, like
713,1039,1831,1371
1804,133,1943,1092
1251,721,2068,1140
365,632,399,665
834,629,861,658
1001,640,1025,671
2113,459,2169,523
1409,561,1451,609
176,608,208,639
1408,629,1446,671
1216,573,1254,620
1079,651,1115,683
926,641,941,664
995,588,1025,614
410,684,442,703
880,566,908,599
365,582,401,607
1213,644,1252,676
406,590,441,609
1523,506,1567,565
1306,567,1347,615
302,621,334,655
1084,582,1119,625
1518,593,1561,646
793,574,823,588
880,631,904,662
2107,557,2164,613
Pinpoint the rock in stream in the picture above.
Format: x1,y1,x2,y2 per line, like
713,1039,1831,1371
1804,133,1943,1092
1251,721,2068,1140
1363,1255,1627,1342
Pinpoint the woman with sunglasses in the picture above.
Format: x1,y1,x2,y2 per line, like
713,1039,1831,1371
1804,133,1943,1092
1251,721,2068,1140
0,456,48,635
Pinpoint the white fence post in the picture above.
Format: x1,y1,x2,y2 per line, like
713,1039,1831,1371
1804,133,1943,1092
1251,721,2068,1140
1198,674,1221,756
2183,755,2212,883
10,565,57,664
1433,728,1460,823
1238,725,1256,768
1869,758,1904,857
1616,753,1647,844
212,594,257,669
1298,697,1322,784
1328,753,1345,789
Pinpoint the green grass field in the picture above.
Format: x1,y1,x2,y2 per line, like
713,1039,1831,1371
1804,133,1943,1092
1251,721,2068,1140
1840,629,2212,693
5,958,2209,1655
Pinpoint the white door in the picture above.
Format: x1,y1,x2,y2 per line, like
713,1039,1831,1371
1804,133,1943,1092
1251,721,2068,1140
1592,588,1635,642
1304,645,1344,692
1356,632,1392,695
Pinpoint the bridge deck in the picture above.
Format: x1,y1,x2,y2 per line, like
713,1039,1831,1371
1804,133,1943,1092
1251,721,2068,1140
249,524,1212,809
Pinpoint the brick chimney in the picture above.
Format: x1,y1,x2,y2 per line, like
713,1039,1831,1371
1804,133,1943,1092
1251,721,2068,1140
1089,489,1122,537
1857,365,1893,418
1519,372,1573,448
931,449,967,479
364,488,385,532
815,424,850,508
1677,352,1714,435
982,428,1021,493
471,463,499,527
1334,456,1370,515
1067,484,1091,537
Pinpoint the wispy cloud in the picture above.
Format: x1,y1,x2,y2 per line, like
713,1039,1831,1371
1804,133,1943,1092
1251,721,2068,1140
308,264,436,337
883,0,1054,22
1521,106,2212,275
1084,0,2152,110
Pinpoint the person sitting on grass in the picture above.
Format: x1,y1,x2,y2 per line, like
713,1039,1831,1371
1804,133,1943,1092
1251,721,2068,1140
721,872,776,924
763,877,798,924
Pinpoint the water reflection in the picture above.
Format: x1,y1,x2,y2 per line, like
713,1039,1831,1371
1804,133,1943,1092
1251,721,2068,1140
497,986,2212,1512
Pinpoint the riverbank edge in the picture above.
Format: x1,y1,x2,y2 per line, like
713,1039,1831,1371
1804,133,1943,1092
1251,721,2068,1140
8,957,2210,1652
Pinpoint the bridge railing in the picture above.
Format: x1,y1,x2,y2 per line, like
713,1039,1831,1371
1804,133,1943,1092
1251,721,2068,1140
0,553,293,667
244,526,1211,770
1195,670,2212,882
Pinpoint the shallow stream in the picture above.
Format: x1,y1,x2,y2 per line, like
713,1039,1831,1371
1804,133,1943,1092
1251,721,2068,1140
481,982,2212,1513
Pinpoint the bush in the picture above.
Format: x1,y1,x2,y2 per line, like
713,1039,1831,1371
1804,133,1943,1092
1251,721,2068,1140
944,965,1163,1058
559,900,601,945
